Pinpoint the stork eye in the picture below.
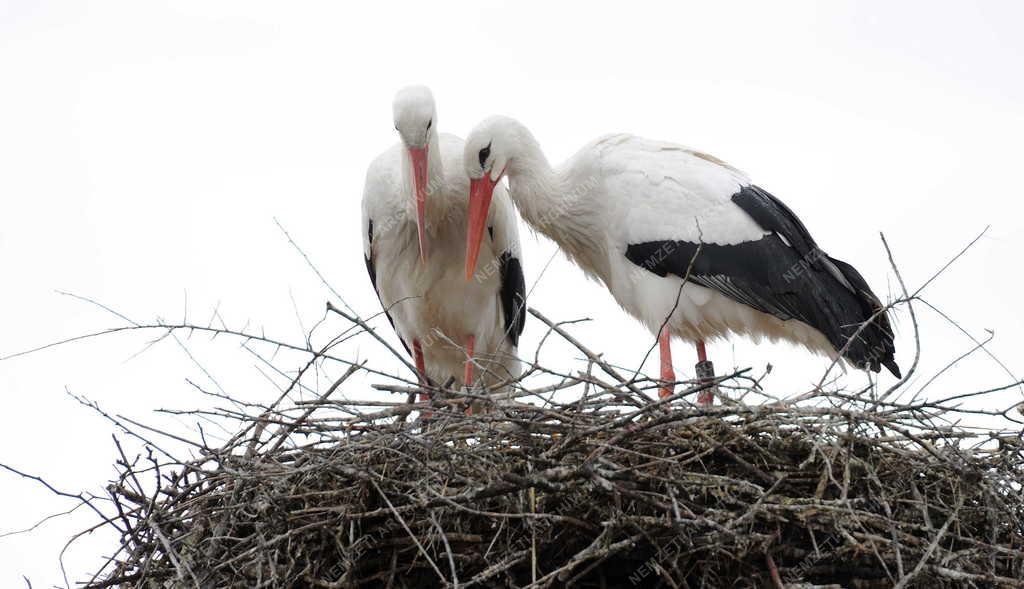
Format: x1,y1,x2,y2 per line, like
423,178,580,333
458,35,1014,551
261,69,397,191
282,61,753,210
478,143,491,168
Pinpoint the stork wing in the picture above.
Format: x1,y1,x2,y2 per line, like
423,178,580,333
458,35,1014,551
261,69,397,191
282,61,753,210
362,216,411,355
489,186,526,347
622,182,898,376
362,153,412,356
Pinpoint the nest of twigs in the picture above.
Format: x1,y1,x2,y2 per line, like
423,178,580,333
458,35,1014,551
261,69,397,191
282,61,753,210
90,367,1024,589
36,224,1017,588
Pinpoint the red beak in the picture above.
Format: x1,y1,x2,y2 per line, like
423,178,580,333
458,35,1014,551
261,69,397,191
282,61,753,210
465,173,499,280
408,146,429,263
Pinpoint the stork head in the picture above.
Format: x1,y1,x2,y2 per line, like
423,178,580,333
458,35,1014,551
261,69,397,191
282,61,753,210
462,116,521,279
392,85,438,263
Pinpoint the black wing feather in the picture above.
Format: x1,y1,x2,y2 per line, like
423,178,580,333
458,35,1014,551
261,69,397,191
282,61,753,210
624,185,899,377
498,252,526,347
364,218,411,355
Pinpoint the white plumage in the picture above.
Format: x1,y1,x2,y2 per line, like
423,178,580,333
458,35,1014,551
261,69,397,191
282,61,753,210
462,116,898,402
595,135,826,350
361,90,525,394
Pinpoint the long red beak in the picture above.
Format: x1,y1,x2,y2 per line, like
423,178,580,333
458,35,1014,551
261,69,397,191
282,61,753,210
465,173,498,280
409,146,429,263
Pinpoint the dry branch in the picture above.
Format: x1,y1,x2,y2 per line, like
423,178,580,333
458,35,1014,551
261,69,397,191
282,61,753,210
4,228,1020,589
75,353,1023,588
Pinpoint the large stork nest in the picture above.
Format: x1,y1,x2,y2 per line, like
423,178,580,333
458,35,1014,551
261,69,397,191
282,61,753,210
14,228,1019,588
80,321,1023,589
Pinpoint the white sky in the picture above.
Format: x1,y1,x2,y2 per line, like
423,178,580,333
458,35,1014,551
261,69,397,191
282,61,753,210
2,1,1023,585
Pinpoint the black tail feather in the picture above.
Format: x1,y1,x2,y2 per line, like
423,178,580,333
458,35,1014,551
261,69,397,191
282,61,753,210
826,256,900,378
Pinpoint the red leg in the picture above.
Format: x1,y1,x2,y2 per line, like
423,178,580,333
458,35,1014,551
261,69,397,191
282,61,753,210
696,339,708,364
463,334,476,387
413,339,433,420
659,326,675,399
464,335,476,415
695,339,715,405
413,339,428,396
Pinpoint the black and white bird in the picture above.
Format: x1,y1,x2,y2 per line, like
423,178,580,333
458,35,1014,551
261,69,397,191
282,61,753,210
462,116,898,403
361,88,525,402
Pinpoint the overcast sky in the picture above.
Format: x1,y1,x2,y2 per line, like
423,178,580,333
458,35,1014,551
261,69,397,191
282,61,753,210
2,1,1023,585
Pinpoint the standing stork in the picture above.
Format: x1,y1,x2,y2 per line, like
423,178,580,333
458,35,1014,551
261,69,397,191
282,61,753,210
361,88,525,410
462,116,898,403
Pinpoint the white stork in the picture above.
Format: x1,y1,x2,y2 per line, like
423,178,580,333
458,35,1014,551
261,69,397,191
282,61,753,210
361,88,525,409
462,116,899,403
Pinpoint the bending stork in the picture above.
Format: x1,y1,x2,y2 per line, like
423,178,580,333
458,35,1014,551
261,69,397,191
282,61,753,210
361,89,525,410
462,116,898,403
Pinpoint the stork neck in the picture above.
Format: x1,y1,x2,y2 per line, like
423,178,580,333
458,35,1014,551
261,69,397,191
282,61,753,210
506,135,607,280
507,156,560,232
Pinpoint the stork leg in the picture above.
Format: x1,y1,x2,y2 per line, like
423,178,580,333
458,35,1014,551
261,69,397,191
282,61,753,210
658,326,675,399
695,339,716,405
463,335,476,387
413,339,432,419
464,335,476,415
